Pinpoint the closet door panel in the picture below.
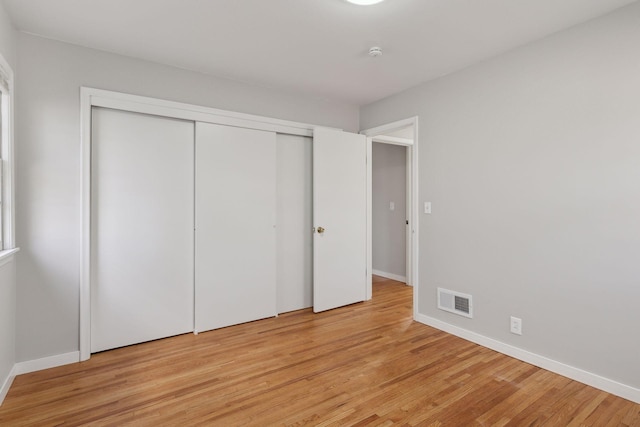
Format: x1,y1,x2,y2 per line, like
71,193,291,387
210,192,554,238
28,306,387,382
276,134,313,313
195,122,276,332
91,108,194,353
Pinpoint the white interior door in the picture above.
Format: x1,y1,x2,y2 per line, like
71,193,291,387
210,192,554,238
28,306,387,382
91,108,194,353
313,128,367,312
195,122,277,332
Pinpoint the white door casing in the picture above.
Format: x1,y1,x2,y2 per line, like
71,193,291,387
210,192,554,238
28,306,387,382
313,128,367,313
90,108,195,353
195,122,277,332
360,116,419,312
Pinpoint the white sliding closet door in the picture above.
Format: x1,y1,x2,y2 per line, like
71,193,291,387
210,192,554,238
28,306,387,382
276,134,313,313
195,123,277,333
91,107,194,353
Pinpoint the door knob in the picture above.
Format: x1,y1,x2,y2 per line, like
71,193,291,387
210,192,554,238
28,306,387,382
317,226,325,234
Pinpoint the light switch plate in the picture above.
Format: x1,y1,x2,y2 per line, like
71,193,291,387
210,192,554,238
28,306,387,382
424,202,432,214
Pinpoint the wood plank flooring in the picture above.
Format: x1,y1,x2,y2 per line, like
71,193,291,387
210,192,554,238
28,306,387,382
1,276,638,426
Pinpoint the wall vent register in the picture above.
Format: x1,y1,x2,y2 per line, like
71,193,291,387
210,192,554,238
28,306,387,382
437,288,473,318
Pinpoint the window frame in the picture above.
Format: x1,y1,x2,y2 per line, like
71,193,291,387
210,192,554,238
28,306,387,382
0,52,17,256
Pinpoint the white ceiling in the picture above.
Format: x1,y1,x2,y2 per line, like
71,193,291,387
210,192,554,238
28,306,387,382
3,0,636,105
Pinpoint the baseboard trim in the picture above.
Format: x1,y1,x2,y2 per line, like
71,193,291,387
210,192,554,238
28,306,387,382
0,367,15,405
414,313,640,404
13,351,80,376
372,269,406,283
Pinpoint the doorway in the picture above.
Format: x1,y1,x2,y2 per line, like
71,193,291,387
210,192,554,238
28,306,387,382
371,141,408,283
361,117,418,318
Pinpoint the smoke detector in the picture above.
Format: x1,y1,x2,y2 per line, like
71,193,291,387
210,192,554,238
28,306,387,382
368,46,383,57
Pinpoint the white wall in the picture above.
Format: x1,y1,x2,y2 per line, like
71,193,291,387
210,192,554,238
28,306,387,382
372,142,406,278
0,1,15,67
0,0,17,405
15,33,359,363
361,2,640,393
0,258,17,403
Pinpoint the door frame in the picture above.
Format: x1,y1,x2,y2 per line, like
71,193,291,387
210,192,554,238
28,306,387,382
80,87,327,361
360,117,419,318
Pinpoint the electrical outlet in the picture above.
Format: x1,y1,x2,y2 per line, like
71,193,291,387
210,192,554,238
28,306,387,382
510,316,522,335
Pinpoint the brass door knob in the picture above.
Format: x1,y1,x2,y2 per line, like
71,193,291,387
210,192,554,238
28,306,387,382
317,226,325,234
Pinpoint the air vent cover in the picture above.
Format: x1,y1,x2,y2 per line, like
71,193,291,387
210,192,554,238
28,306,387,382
437,288,473,318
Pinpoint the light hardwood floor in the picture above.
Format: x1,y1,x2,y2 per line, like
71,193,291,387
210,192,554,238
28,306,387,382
1,276,638,426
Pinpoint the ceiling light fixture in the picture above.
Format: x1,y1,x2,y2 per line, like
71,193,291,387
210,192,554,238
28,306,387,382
368,47,383,57
346,0,385,5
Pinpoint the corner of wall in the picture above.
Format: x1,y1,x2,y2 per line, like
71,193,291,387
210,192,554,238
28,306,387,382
0,366,16,405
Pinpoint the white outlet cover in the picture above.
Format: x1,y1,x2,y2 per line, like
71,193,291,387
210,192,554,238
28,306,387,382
510,316,522,335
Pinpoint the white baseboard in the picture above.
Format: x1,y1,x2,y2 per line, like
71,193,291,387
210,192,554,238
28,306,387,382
0,368,15,405
415,313,640,404
13,351,80,376
372,269,406,283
